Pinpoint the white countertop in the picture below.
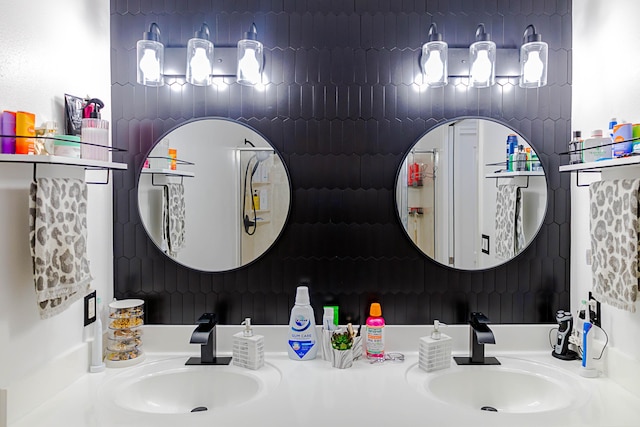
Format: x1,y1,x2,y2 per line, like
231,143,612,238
8,325,640,427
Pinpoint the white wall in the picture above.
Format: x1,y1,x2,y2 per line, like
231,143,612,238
0,0,112,413
572,1,640,360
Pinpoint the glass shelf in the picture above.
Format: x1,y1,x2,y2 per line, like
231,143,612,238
0,153,127,170
485,171,545,178
559,156,640,173
141,168,195,177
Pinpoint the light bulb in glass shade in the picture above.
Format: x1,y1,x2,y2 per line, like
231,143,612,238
238,48,260,85
190,48,211,83
424,50,444,84
523,51,544,83
140,49,161,82
471,50,492,84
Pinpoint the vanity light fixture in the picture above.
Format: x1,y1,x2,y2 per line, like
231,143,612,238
421,23,448,87
519,24,548,88
136,23,164,86
416,23,547,89
469,24,496,88
186,23,214,86
137,22,264,87
236,23,264,86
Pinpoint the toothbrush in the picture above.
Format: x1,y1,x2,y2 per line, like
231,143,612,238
581,299,594,371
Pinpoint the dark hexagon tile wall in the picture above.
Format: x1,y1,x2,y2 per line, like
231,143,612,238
111,0,572,325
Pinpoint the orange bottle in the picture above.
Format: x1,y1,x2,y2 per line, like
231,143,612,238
15,111,35,155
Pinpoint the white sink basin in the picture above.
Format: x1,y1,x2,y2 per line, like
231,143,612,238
96,357,281,416
406,356,590,414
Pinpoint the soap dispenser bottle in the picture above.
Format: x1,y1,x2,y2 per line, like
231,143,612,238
232,317,264,370
419,320,452,372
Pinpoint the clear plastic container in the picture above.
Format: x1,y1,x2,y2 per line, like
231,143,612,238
582,130,612,163
108,326,143,340
107,337,142,352
81,118,109,161
107,299,145,368
53,135,81,158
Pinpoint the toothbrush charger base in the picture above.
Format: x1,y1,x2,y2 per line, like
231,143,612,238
551,350,580,361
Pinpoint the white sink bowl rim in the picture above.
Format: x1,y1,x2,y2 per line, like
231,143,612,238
96,357,281,415
406,356,590,414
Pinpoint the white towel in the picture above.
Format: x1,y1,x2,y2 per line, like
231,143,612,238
29,178,92,319
494,184,525,260
163,183,186,257
590,179,640,313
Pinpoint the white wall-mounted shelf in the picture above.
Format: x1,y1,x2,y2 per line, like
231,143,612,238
559,156,640,173
0,153,127,170
485,171,545,178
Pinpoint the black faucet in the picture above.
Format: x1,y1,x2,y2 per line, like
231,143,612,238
185,313,232,365
454,312,501,365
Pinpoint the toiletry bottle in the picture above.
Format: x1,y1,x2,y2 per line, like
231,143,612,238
168,148,177,170
530,151,541,171
366,303,385,360
608,118,617,138
252,190,260,210
15,111,35,155
515,145,527,171
569,131,583,164
90,298,105,373
419,320,452,372
525,147,532,171
1,111,16,154
323,306,336,331
232,317,265,370
612,122,633,158
321,306,336,361
81,98,109,161
506,134,517,171
287,285,318,361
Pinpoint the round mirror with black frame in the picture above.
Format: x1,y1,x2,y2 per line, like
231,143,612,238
137,117,291,272
395,117,548,270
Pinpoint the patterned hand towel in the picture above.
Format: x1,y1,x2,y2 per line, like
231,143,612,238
494,184,525,260
590,179,640,313
163,183,186,257
29,178,92,319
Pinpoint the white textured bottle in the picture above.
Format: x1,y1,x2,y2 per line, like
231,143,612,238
287,286,318,361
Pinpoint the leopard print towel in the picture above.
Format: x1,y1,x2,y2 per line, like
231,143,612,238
590,179,640,313
163,183,186,257
495,184,525,260
29,178,92,319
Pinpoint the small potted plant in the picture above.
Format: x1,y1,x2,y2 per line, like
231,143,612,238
330,329,354,369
